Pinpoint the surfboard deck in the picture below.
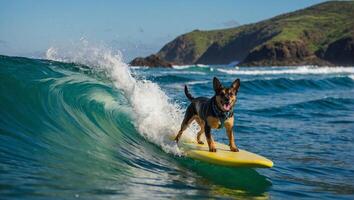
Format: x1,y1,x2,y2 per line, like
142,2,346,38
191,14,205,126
177,138,273,168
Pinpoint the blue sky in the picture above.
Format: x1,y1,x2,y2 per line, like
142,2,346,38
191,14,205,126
0,0,326,60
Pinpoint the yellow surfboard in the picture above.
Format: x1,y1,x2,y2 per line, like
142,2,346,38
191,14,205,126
177,138,273,168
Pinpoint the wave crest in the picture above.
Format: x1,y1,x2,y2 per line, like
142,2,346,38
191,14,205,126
45,42,196,154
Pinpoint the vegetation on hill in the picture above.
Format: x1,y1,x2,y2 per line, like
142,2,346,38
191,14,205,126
131,1,354,67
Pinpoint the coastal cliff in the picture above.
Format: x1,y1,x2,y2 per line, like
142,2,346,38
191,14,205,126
130,1,354,67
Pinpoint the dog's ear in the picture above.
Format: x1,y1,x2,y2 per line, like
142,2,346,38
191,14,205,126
231,78,240,93
213,77,223,93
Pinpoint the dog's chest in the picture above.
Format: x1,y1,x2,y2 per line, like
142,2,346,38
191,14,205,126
206,116,222,129
207,116,234,129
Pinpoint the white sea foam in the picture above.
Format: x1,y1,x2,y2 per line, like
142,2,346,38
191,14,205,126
172,65,194,70
161,71,207,75
166,80,210,89
172,64,210,69
130,66,149,70
187,80,210,85
45,42,196,155
217,66,354,75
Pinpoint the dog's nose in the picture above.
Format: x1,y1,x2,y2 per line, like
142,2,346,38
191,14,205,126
225,98,230,104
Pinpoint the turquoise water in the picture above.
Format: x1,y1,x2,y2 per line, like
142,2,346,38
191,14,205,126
1,53,354,199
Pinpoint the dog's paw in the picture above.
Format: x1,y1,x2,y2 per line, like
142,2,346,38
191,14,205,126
197,140,204,145
209,147,217,152
230,145,239,152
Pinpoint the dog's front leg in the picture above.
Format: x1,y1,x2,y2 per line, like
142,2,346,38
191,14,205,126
225,117,239,152
225,125,239,152
205,124,216,152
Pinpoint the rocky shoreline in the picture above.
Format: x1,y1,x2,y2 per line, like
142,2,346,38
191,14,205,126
130,54,173,68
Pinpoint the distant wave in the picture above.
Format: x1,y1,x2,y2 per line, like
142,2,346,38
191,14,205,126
161,71,207,75
217,66,354,75
172,64,214,73
130,66,150,70
248,96,354,118
165,80,210,89
172,64,209,69
240,76,354,95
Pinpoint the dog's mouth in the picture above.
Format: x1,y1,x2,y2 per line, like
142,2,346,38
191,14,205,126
223,103,231,111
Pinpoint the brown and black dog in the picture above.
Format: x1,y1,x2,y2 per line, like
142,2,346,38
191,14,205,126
175,77,241,152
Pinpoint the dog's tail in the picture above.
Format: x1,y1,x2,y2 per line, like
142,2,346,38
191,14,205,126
184,85,194,101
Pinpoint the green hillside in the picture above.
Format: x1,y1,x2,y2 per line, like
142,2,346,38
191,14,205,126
132,1,354,66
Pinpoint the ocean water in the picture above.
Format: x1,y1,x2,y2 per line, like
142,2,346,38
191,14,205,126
1,47,354,199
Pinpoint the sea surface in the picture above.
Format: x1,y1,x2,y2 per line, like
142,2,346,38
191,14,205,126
1,47,354,199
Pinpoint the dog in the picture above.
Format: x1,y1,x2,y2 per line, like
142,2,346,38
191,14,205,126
175,77,241,152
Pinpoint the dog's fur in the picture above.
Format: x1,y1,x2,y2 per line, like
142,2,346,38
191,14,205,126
175,77,241,152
